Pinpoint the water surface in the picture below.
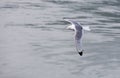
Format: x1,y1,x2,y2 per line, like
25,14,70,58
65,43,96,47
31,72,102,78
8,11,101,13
0,0,120,78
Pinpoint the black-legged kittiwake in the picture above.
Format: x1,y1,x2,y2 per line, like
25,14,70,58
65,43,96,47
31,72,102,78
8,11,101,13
64,19,91,56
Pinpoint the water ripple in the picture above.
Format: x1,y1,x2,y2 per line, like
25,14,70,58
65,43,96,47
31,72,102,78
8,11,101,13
1,0,120,78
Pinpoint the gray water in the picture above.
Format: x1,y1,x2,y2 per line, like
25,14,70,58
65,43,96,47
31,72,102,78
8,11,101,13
0,0,120,78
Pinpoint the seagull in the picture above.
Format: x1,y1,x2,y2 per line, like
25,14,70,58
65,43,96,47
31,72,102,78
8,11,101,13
64,19,91,56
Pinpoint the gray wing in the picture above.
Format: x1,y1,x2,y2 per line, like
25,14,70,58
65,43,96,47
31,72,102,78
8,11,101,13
75,31,83,52
64,19,83,52
75,39,82,52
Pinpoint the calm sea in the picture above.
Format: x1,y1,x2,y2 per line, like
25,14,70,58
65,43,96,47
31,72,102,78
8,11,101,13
0,0,120,78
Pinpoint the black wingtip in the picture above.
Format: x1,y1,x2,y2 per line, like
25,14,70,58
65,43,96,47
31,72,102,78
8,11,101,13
78,51,83,56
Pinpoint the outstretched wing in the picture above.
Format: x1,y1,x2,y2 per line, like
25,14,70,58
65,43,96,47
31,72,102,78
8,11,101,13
75,31,83,52
64,19,84,52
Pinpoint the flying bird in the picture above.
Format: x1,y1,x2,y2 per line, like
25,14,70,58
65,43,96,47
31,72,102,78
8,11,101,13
64,19,91,56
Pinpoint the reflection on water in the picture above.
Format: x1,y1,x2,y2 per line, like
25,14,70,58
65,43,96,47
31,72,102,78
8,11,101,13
0,0,120,78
